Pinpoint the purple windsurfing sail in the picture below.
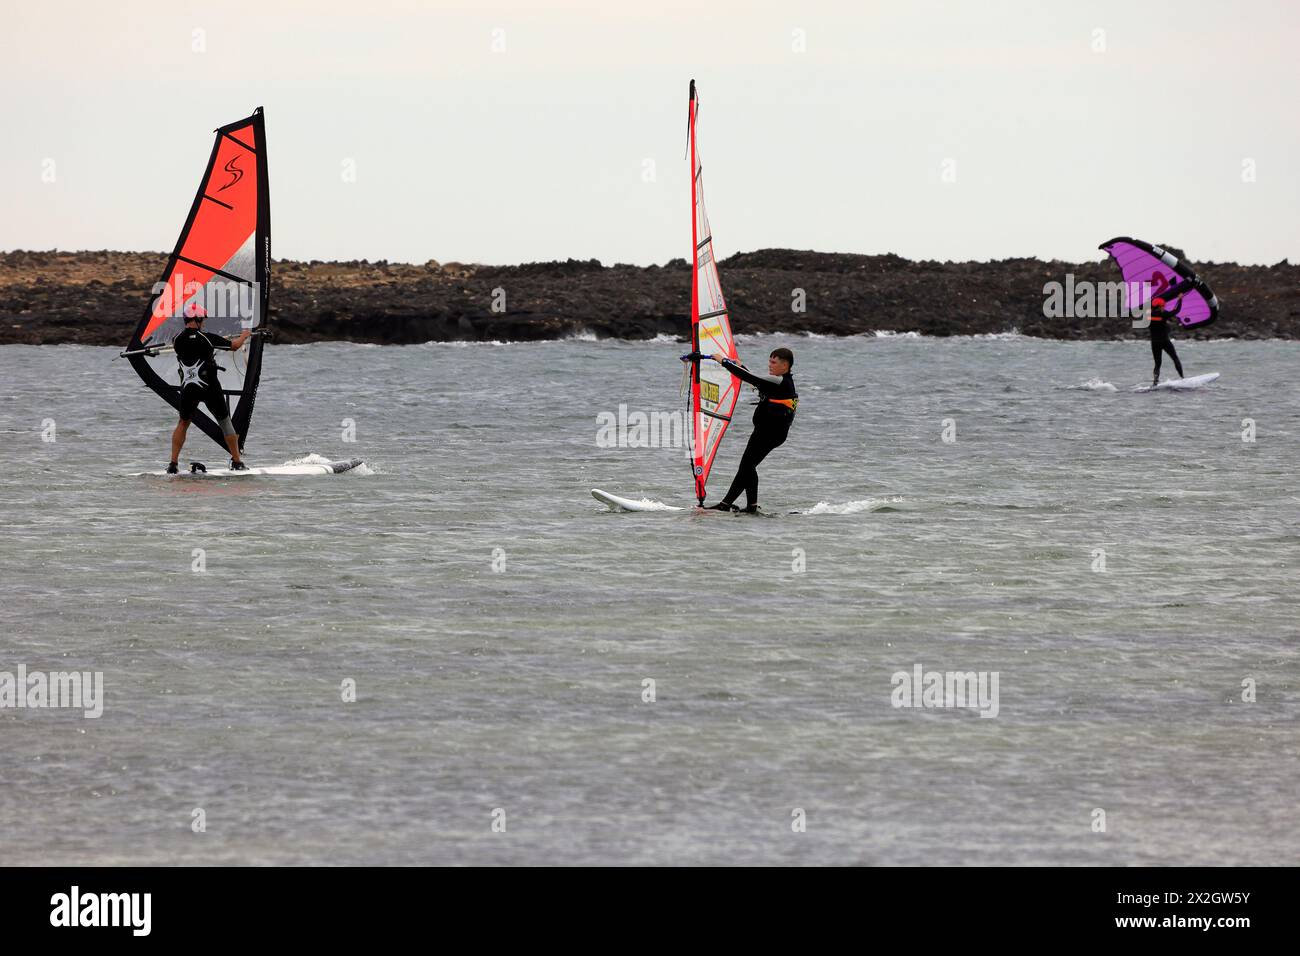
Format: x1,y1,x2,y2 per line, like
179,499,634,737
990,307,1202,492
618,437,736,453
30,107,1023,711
1099,237,1219,328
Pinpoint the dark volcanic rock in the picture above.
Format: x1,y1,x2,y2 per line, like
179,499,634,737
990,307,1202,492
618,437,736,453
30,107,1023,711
1,248,1296,345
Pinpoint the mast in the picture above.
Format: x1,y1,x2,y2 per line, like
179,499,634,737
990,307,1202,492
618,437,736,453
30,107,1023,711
684,80,740,506
688,79,704,504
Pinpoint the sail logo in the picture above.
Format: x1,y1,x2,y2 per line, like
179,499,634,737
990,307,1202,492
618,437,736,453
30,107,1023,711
596,404,686,448
0,665,104,718
696,318,726,349
890,664,999,718
1042,275,1153,326
49,886,150,936
216,156,244,192
153,276,260,325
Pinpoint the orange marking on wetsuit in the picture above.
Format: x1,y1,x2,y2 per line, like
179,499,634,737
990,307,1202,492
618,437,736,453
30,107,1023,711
769,398,797,410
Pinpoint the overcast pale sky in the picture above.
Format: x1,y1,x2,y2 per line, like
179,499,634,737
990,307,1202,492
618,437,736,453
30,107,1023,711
2,0,1296,266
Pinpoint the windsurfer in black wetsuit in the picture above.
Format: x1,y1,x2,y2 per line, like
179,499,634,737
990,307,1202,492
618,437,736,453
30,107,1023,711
686,347,798,513
168,305,252,473
1147,296,1185,388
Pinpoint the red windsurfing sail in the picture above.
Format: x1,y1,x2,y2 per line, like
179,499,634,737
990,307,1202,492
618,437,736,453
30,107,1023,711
686,80,740,505
125,108,270,451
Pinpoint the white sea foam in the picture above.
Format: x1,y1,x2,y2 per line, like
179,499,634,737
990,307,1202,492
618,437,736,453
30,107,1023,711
290,453,373,475
868,329,1028,341
802,497,903,515
420,339,509,347
1066,378,1117,391
969,329,1024,340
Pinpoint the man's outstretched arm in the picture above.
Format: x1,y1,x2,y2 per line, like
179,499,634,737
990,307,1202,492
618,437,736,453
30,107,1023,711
715,355,782,388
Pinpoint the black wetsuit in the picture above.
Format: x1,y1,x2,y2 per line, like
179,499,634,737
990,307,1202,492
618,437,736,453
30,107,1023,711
716,358,798,508
172,327,233,426
1149,305,1184,380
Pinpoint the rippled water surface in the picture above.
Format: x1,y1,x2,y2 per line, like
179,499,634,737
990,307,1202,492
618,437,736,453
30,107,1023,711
1,335,1296,865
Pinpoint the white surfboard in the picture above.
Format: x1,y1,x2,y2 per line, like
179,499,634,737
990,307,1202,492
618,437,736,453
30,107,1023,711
137,458,365,477
1133,372,1220,393
591,488,684,512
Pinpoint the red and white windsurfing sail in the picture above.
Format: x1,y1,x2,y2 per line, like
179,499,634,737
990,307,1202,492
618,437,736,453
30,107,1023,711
686,80,740,505
125,107,270,451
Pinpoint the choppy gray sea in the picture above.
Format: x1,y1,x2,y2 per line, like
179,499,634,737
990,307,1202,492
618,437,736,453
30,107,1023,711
1,334,1296,865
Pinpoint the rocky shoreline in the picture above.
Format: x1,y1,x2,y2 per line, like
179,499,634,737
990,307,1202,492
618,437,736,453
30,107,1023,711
1,248,1295,345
